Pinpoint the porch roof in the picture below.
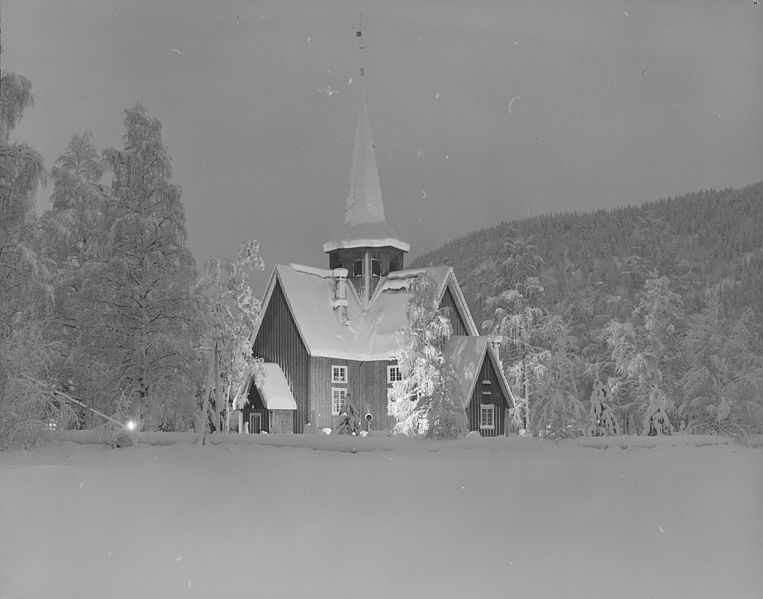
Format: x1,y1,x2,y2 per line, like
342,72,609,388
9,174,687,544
255,363,297,410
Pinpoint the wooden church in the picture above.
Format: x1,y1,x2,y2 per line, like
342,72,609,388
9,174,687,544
244,42,514,436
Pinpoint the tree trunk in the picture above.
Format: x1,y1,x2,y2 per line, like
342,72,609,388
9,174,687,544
214,340,223,434
196,341,216,445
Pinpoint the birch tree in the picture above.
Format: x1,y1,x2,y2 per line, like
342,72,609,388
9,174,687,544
90,103,204,430
389,274,467,439
40,132,112,422
196,239,264,433
0,42,68,445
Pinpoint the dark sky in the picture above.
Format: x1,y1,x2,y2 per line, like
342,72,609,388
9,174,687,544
4,0,762,282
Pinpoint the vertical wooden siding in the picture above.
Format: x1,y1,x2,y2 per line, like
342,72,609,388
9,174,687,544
465,353,508,437
243,385,269,432
310,357,392,432
440,287,470,336
252,280,310,433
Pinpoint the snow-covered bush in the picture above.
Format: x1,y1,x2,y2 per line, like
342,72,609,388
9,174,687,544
644,385,674,436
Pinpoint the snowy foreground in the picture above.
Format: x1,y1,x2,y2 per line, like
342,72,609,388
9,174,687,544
1,433,762,599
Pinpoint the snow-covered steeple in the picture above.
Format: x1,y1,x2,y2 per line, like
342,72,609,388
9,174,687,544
322,49,409,254
323,24,409,306
345,81,386,226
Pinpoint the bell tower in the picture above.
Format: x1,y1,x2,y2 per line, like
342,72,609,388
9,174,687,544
322,23,409,305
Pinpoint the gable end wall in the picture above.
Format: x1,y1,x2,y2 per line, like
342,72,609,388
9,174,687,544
252,280,310,433
440,287,471,336
465,353,508,437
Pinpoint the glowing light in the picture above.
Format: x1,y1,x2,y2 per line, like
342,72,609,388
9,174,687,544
126,420,137,431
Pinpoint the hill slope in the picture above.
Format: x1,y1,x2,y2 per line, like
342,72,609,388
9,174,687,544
413,182,763,329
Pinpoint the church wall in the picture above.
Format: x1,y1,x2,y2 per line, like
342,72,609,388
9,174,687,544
252,280,310,433
310,356,392,432
465,353,509,437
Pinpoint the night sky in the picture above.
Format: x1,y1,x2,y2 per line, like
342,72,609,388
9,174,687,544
4,0,762,284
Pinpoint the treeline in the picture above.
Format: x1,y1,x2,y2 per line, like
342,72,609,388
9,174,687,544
413,184,763,437
1,68,261,447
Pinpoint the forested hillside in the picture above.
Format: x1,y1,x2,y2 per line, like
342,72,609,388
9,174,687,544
413,183,763,436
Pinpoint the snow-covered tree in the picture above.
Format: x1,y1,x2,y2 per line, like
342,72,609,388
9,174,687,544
530,315,586,438
680,297,763,436
196,239,264,433
83,103,205,430
481,239,547,433
0,56,69,447
603,273,685,434
389,274,467,439
39,132,113,424
585,378,619,436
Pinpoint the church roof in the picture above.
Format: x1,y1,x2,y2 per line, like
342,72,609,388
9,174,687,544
253,263,477,361
444,337,514,409
323,83,409,253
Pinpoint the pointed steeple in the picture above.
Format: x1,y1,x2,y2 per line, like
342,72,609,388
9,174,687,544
323,25,409,255
344,80,386,227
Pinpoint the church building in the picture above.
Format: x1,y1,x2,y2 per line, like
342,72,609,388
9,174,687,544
245,36,513,436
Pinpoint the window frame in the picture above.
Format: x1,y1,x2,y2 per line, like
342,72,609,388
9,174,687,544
371,258,381,278
331,387,348,416
387,365,403,384
352,259,363,277
480,403,496,430
331,365,348,384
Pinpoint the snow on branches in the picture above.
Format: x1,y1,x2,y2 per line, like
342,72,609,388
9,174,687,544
388,274,468,439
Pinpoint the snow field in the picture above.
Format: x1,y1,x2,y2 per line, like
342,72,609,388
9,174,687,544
1,437,761,599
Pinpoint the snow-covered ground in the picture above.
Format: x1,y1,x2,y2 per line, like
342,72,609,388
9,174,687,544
1,434,761,599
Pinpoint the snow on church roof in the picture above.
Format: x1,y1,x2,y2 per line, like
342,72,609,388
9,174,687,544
444,337,514,409
256,263,476,361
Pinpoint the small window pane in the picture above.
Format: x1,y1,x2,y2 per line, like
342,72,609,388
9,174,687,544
352,260,363,277
371,259,381,277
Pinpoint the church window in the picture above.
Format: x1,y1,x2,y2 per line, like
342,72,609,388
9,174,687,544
331,365,347,384
480,404,495,430
387,365,402,383
331,388,348,415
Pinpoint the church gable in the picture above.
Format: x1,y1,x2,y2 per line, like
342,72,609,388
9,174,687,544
440,286,470,336
251,276,310,433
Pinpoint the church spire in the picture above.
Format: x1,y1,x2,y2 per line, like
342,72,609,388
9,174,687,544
323,23,409,255
344,74,386,226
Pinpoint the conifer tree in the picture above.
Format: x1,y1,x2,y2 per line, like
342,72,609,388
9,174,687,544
530,315,586,438
586,379,619,436
603,273,685,434
680,296,763,436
